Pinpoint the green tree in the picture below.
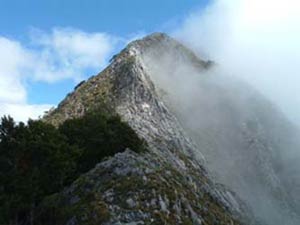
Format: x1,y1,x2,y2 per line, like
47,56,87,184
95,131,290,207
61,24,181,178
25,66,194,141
0,110,146,225
0,117,79,225
59,111,146,173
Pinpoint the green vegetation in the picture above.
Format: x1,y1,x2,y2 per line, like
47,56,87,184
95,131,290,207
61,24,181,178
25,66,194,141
0,111,146,225
59,111,146,174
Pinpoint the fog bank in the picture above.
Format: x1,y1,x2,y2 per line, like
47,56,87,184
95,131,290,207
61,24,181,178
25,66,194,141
174,0,300,126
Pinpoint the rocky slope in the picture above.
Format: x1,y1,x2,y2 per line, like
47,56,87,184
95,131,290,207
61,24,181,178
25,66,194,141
42,33,254,225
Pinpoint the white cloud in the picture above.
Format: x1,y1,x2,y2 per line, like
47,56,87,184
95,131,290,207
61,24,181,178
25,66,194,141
0,37,28,104
1,103,53,122
0,28,118,121
174,0,300,125
28,28,119,82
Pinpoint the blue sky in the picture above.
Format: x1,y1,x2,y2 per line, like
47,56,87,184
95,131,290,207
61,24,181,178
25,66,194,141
1,0,208,37
0,0,209,121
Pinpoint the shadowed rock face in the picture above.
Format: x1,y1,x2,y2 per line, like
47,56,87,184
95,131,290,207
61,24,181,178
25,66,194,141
43,33,254,225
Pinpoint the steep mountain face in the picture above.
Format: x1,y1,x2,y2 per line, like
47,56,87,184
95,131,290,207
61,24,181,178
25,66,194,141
43,33,253,225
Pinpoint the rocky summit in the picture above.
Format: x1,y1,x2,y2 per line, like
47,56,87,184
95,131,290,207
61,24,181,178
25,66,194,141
42,33,252,225
41,32,300,225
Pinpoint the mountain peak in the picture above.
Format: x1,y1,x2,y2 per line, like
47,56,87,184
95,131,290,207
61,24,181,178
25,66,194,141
42,33,251,224
139,32,170,41
129,32,174,48
108,32,212,72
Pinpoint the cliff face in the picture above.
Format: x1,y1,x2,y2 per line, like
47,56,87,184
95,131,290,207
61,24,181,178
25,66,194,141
43,33,252,225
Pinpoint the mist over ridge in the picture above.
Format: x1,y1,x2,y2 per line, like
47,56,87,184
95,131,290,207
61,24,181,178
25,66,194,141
2,1,300,224
173,0,300,127
130,32,300,225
